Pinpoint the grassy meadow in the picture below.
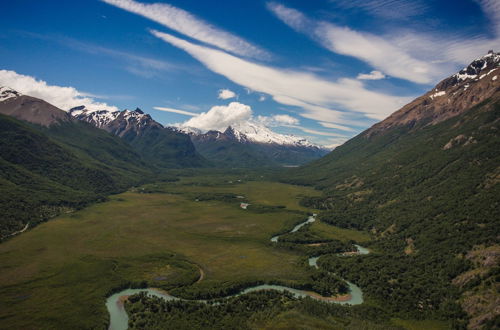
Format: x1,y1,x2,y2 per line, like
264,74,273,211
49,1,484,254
0,178,320,329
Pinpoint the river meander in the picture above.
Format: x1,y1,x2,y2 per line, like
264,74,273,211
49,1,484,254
106,214,369,330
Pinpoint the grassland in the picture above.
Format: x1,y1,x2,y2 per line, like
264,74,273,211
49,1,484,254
0,178,321,329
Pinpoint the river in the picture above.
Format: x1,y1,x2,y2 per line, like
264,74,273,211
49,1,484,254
106,214,369,330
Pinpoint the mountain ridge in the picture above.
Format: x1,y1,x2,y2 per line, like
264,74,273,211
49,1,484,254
366,51,500,137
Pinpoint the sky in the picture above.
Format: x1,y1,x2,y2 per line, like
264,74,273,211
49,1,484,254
0,0,498,147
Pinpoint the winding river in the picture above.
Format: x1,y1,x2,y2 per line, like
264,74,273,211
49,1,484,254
106,214,370,330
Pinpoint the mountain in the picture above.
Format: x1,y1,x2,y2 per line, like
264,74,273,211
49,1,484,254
179,121,328,167
69,106,207,168
0,89,155,240
283,52,500,328
0,87,70,126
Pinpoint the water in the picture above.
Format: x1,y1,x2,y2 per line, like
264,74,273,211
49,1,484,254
106,288,177,330
354,244,370,255
106,214,369,330
106,282,364,330
271,214,316,243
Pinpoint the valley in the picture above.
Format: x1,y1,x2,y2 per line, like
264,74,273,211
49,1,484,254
1,3,499,327
0,173,450,329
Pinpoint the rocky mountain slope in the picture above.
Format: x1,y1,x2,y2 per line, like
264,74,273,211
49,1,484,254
283,51,500,328
367,51,499,136
0,87,71,126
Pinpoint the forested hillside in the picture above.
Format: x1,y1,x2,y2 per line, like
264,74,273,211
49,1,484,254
281,68,500,327
0,114,154,239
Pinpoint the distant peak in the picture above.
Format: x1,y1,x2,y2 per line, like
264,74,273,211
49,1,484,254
133,107,144,114
0,86,21,102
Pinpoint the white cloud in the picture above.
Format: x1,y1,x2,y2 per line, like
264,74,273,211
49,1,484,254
151,30,410,125
101,0,269,59
218,89,237,100
268,2,500,84
153,106,198,116
257,114,300,126
181,102,252,132
319,121,354,132
258,95,266,102
323,137,350,149
0,70,118,111
357,70,386,80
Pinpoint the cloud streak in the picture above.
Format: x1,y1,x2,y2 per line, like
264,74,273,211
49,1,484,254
101,0,269,59
153,106,198,116
151,30,410,125
267,2,500,84
0,70,118,111
357,70,386,80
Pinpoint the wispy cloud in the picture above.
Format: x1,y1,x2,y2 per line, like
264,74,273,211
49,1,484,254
357,70,385,80
319,121,354,132
267,2,500,84
332,0,429,19
257,114,299,126
0,70,118,111
153,106,199,116
61,37,176,78
101,0,270,59
151,29,410,127
267,2,440,84
20,31,178,78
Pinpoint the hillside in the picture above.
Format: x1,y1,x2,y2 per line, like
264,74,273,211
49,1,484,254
282,52,500,328
0,113,155,240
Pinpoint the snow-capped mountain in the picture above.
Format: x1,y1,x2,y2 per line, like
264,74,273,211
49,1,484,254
178,120,320,149
69,106,163,137
177,122,328,167
68,106,206,167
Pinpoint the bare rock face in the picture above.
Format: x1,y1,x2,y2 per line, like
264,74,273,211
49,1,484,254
366,51,500,137
0,87,70,126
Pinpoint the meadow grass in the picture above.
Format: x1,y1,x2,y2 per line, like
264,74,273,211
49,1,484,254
0,180,319,329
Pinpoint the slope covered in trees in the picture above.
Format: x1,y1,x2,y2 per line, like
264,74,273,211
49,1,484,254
281,88,499,327
0,114,153,239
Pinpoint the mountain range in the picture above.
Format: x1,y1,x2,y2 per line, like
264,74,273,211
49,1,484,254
0,50,498,328
71,105,328,167
181,124,328,167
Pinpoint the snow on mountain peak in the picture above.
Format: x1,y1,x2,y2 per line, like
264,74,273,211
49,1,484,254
0,86,21,102
452,51,500,83
69,106,120,128
178,120,319,148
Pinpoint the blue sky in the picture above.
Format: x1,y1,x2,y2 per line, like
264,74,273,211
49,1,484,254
0,0,498,146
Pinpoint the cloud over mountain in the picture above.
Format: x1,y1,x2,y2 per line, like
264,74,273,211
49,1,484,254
0,70,118,111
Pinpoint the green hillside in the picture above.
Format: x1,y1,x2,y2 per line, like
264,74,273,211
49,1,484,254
281,96,500,327
0,115,153,239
